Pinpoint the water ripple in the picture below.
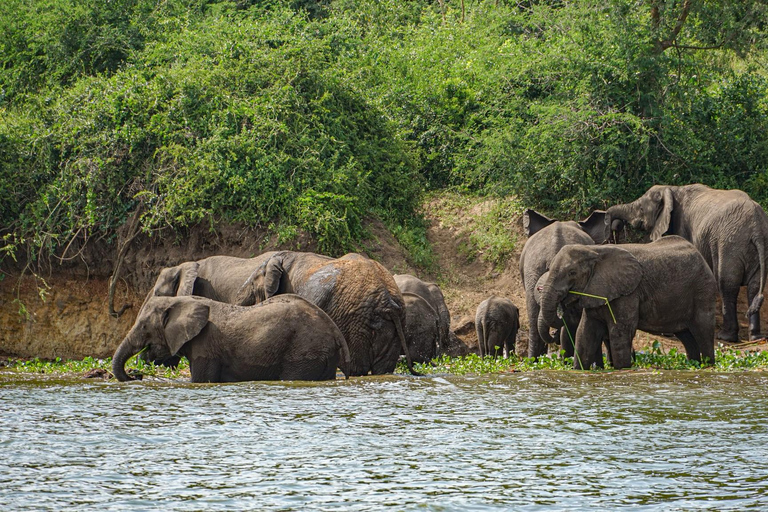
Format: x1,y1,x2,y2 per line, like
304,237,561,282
1,371,768,510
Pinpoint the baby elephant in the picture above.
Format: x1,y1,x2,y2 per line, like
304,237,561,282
475,296,520,358
112,294,350,382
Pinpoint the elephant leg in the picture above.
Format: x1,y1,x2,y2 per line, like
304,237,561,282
674,330,701,362
558,309,579,358
573,314,607,370
606,318,636,370
504,331,516,359
686,309,716,365
280,357,338,381
602,336,612,368
747,277,763,340
717,287,741,342
188,357,222,383
526,296,546,359
484,330,504,358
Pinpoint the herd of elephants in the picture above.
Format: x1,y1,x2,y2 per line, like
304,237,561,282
113,183,768,382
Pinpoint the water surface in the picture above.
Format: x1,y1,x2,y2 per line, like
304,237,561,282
1,371,767,510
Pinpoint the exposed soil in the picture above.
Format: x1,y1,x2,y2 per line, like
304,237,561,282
2,197,767,360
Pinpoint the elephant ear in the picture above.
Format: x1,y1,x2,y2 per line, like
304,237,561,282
578,247,642,309
163,299,209,355
153,266,181,296
650,187,674,241
578,210,607,244
234,270,258,306
263,254,286,298
524,209,555,237
175,262,200,296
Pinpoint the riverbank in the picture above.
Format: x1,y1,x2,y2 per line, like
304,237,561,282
2,192,768,363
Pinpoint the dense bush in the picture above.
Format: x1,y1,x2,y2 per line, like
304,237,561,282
1,0,767,267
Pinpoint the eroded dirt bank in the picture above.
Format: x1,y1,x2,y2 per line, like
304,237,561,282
2,201,767,359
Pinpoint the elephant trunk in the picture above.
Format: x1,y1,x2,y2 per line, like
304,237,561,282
605,203,634,243
112,331,142,382
393,313,422,377
537,309,556,345
538,285,567,346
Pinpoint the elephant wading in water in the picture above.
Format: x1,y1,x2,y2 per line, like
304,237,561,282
537,236,716,369
519,209,610,358
401,292,440,364
139,253,278,367
112,294,350,382
475,296,519,358
393,274,470,357
605,184,768,342
236,251,421,376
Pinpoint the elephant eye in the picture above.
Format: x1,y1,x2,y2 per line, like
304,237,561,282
568,269,577,277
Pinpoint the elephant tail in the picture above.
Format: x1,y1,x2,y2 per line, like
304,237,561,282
748,230,767,317
475,318,486,357
337,333,352,380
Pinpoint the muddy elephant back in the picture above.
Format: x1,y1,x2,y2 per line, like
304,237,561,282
326,257,407,376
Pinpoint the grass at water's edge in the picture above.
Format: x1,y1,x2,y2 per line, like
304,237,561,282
2,343,767,379
402,343,768,375
1,355,191,380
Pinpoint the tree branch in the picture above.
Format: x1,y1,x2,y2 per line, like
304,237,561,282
654,0,693,53
108,203,143,318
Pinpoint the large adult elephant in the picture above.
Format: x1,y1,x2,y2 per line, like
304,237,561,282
236,251,420,376
148,253,279,303
519,209,608,358
112,294,350,382
537,236,716,369
605,184,768,341
393,274,469,357
139,252,279,367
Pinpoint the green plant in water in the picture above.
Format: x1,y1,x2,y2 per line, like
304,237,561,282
4,355,191,379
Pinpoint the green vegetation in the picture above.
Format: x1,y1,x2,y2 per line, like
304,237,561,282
400,344,768,375
4,355,190,379
2,1,768,265
3,343,767,379
426,192,523,268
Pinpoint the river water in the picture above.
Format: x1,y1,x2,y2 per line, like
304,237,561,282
1,370,767,510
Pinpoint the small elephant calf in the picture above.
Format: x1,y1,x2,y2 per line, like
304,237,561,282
113,294,350,382
475,296,520,358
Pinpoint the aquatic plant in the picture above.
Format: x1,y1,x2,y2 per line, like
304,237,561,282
3,342,767,378
400,343,768,376
3,355,190,379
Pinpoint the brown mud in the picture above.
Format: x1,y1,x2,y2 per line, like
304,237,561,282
1,200,766,360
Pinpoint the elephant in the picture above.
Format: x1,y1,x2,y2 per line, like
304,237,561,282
236,251,421,376
393,274,470,357
605,183,768,341
537,236,716,370
401,292,440,364
112,294,351,382
475,296,520,358
519,209,609,358
139,252,279,367
148,253,279,303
